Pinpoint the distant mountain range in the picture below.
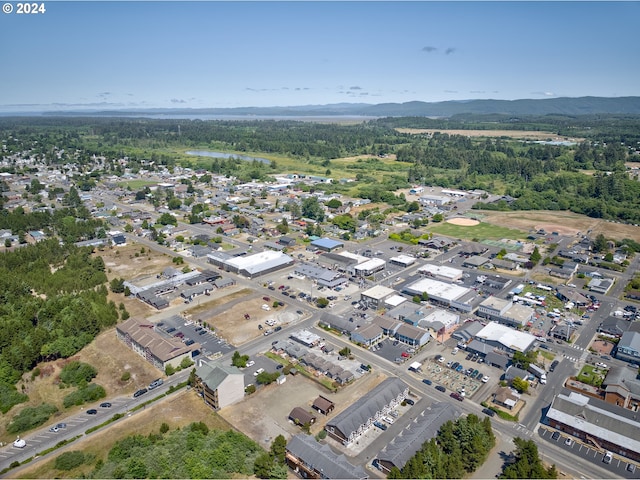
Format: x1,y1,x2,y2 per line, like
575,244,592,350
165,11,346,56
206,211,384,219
39,96,640,118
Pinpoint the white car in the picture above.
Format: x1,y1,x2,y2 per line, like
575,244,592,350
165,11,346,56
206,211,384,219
482,375,490,383
261,304,270,311
595,362,608,369
253,368,264,376
246,360,255,368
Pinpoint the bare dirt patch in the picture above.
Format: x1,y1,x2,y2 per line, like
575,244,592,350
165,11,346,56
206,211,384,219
589,339,615,356
184,291,297,346
478,210,640,241
13,390,233,479
395,128,584,142
446,217,480,226
220,371,387,448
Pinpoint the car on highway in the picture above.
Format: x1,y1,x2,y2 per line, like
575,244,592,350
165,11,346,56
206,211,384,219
133,388,148,398
100,402,112,408
149,379,164,389
435,385,446,392
422,379,432,385
87,409,98,415
450,392,464,401
595,362,608,369
549,360,559,372
482,408,495,417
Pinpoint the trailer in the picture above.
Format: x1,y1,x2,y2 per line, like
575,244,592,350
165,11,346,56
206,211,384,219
528,364,547,384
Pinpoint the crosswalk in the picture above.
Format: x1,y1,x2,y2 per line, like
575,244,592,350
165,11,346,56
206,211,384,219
562,344,585,362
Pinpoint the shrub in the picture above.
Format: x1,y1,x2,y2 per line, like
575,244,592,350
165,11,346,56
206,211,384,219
0,382,29,414
59,361,97,386
7,403,58,434
160,422,170,434
55,451,86,471
121,371,131,382
63,383,106,408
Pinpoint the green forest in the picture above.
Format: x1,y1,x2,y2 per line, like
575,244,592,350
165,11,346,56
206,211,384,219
0,240,120,414
1,115,639,222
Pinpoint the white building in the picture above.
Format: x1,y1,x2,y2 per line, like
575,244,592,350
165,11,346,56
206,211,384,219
474,322,537,354
418,264,463,282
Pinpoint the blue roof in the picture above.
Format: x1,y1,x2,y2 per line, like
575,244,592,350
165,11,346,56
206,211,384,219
311,238,344,249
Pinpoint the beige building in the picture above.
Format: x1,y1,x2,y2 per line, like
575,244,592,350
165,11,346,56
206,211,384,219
195,360,245,410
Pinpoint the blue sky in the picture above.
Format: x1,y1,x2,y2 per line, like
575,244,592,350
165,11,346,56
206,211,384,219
1,1,639,111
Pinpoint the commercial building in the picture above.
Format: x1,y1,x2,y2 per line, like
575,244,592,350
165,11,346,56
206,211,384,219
360,285,396,309
353,258,386,277
195,360,245,410
325,378,409,445
207,250,294,278
476,297,534,328
403,277,475,312
473,322,537,354
417,264,463,282
546,392,640,462
310,237,344,252
293,263,347,288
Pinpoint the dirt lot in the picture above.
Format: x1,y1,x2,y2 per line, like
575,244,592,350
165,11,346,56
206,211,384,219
478,210,640,240
183,291,300,346
12,389,232,479
220,370,387,449
395,128,583,142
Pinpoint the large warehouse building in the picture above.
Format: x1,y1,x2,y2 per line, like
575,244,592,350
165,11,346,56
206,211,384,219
403,277,475,312
207,250,293,278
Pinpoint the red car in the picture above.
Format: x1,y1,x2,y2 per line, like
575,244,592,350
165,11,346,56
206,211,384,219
174,332,184,338
450,392,464,402
401,352,410,358
263,296,270,301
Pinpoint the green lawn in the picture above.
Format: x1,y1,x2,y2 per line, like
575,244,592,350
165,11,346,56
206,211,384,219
577,365,605,387
117,179,158,190
425,221,526,241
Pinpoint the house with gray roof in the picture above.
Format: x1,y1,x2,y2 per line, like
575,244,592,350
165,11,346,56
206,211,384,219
597,317,630,338
602,365,640,409
325,377,409,445
452,321,485,343
350,323,384,347
546,392,640,462
195,360,245,410
318,312,356,335
615,331,640,365
375,402,461,474
285,434,368,479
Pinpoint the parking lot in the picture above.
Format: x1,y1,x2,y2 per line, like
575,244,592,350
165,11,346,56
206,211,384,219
419,355,487,398
156,315,234,358
539,427,639,479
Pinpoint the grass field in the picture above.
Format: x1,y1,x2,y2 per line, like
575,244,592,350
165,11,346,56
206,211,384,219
425,221,526,240
116,179,158,190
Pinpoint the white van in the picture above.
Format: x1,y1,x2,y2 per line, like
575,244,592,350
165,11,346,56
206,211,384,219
253,368,265,376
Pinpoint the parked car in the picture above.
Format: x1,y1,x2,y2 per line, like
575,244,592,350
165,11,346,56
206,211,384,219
405,398,415,406
564,437,573,446
185,339,195,346
482,375,490,383
373,421,387,431
627,463,636,473
49,426,59,432
166,327,176,333
603,451,613,464
551,431,561,441
451,362,459,370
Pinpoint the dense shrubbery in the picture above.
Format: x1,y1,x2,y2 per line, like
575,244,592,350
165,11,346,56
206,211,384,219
500,437,557,479
0,240,118,413
55,451,87,471
0,383,28,414
63,383,106,408
90,423,263,479
59,361,98,386
6,403,58,434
